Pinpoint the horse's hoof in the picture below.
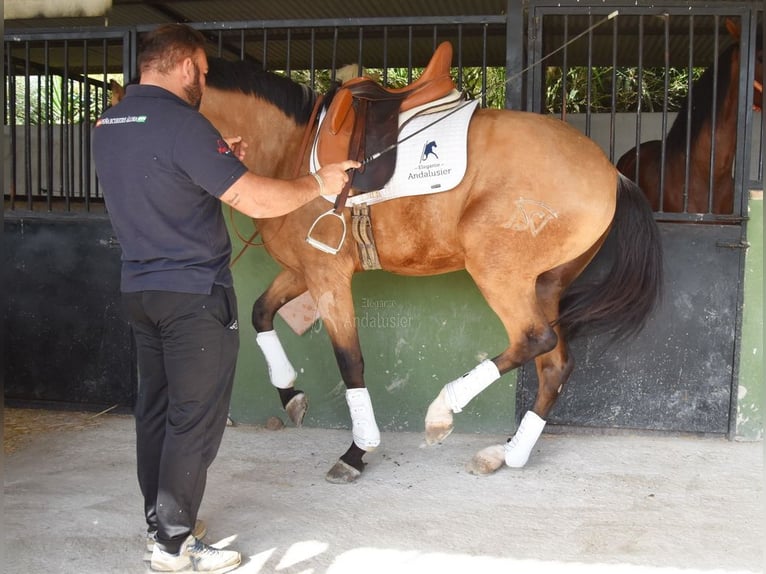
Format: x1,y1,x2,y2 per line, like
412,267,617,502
424,390,454,445
325,459,362,484
285,393,308,427
424,423,454,445
466,444,505,475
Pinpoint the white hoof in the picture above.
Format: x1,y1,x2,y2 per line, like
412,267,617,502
424,388,454,445
466,444,505,475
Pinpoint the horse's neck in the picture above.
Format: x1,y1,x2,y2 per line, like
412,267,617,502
201,88,305,180
689,53,741,175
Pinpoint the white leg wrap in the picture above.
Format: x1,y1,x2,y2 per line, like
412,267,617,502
346,388,381,451
443,359,501,413
505,410,546,468
255,330,297,389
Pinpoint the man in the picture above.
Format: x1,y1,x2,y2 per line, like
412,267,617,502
92,23,358,573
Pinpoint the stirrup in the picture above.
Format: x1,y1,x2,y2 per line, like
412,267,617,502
306,209,347,255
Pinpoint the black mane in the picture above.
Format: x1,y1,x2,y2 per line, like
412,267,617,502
206,58,317,125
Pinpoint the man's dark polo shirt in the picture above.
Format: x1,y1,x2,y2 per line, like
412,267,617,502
92,84,248,294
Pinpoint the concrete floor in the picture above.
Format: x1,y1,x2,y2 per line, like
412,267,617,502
3,412,764,574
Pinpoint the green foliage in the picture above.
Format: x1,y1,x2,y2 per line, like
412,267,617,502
7,74,114,125
545,65,705,114
290,63,702,114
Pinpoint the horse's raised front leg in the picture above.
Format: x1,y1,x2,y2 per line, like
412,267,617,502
309,275,381,484
252,269,309,426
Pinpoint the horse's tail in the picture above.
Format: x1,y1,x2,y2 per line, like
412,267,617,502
557,173,663,343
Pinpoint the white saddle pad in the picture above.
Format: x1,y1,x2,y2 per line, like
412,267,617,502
311,97,479,206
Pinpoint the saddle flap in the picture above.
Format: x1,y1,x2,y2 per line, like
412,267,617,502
329,88,353,135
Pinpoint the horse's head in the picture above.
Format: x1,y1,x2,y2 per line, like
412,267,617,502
110,79,126,107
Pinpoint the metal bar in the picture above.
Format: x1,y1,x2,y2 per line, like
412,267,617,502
45,40,53,210
505,0,523,109
456,24,463,91
561,15,568,118
24,41,32,209
63,40,71,210
83,39,91,211
609,14,617,162
708,16,720,214
36,61,42,207
683,16,693,214
382,27,389,86
658,14,670,214
407,26,413,84
585,14,593,136
635,15,644,181
286,28,292,77
481,24,488,108
309,29,316,87
262,29,268,70
356,27,363,77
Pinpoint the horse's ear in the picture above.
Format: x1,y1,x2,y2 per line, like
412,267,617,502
725,17,741,41
110,79,125,106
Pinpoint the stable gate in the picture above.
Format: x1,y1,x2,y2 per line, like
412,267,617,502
518,2,763,435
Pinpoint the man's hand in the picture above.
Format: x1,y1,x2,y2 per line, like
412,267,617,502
224,136,248,161
315,160,361,196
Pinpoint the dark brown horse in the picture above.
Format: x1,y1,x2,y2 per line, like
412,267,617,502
116,50,663,483
616,19,763,215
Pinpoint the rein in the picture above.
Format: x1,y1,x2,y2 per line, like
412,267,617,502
229,93,325,268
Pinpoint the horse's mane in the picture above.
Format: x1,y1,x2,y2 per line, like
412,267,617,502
665,43,738,155
206,57,317,125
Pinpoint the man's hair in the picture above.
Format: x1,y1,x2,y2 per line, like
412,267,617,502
138,24,206,75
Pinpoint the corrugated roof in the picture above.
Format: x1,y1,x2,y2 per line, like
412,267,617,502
4,1,760,71
5,0,510,29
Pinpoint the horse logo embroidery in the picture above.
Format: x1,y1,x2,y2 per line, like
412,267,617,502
505,198,558,236
421,140,439,161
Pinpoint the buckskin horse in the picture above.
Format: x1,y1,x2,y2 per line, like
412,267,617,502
111,42,663,483
616,18,763,215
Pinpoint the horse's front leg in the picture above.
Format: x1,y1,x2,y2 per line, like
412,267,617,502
310,278,381,484
252,269,310,426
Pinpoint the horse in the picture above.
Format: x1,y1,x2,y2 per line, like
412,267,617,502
616,19,763,215
111,51,663,483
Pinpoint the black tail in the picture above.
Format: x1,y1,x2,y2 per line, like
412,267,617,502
557,173,663,343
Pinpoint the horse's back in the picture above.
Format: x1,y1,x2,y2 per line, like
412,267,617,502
372,108,619,276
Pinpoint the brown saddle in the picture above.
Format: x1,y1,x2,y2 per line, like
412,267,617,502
316,41,456,193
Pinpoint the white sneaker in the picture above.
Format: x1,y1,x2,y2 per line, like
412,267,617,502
150,534,241,573
146,519,207,555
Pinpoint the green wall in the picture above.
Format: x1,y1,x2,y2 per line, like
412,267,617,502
736,192,764,440
227,193,765,440
227,212,516,434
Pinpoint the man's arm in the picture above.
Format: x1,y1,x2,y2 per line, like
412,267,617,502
220,160,359,219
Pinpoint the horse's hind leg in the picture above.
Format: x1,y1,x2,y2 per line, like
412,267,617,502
252,269,310,426
467,265,587,475
425,277,558,446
